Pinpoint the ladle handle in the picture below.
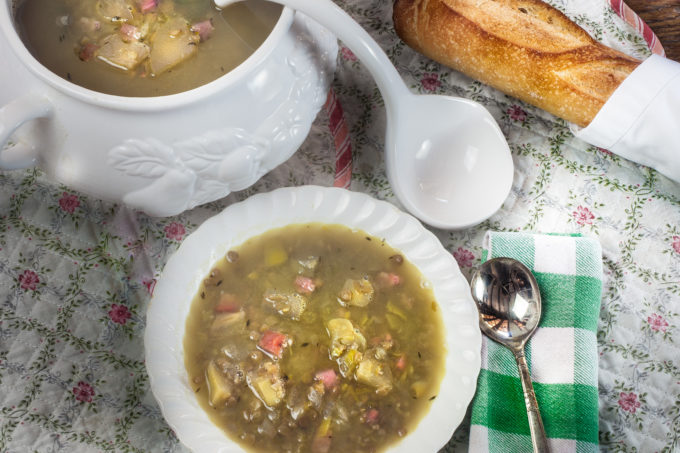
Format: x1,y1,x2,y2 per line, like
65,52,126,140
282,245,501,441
514,348,550,453
215,0,412,109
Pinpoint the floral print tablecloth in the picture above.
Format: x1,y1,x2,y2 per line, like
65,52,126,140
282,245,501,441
1,0,679,452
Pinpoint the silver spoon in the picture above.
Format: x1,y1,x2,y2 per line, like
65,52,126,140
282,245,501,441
214,0,514,229
470,257,550,453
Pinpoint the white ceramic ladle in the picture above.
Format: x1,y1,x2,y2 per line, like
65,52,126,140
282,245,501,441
216,0,514,229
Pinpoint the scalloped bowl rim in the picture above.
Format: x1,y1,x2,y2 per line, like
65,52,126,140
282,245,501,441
144,186,481,452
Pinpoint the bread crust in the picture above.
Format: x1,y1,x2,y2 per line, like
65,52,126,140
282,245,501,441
393,0,641,126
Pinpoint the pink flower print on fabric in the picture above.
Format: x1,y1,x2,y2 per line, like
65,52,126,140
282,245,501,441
164,222,185,241
672,236,680,254
573,206,595,226
647,313,669,332
108,304,131,325
18,270,40,291
618,392,641,413
73,381,95,403
420,73,441,92
58,192,80,213
340,46,357,62
453,247,475,268
507,105,527,122
143,279,157,296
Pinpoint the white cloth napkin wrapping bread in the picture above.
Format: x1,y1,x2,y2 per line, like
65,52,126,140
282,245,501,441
573,55,680,183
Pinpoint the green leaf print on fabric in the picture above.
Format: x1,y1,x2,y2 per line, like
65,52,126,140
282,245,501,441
0,1,678,452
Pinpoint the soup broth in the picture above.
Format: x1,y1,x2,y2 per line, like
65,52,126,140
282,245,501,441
14,0,281,96
184,223,446,453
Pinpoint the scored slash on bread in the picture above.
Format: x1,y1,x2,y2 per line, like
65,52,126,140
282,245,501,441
393,0,641,127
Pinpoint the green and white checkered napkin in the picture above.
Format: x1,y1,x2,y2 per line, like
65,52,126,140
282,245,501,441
469,231,603,453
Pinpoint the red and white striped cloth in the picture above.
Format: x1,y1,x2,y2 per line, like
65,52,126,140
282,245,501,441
324,89,353,189
608,0,665,57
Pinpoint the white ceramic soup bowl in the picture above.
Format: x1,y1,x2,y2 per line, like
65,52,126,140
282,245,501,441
0,1,336,216
145,185,482,452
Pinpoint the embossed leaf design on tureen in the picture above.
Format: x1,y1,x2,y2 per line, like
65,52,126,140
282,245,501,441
107,15,337,216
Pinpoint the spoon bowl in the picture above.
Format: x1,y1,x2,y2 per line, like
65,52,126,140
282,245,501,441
470,257,542,346
470,257,550,453
215,0,513,229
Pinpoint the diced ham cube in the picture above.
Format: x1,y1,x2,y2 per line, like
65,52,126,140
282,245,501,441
78,17,101,34
314,369,338,390
191,19,214,42
364,408,380,425
377,271,401,288
295,275,316,294
215,293,240,313
395,354,407,371
78,43,99,62
139,0,158,13
258,330,288,358
119,23,140,41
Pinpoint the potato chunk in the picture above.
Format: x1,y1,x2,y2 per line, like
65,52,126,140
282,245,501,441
96,34,150,70
327,319,366,377
96,0,133,22
336,348,362,378
338,277,374,307
264,290,307,320
327,318,366,359
356,354,393,395
210,310,246,334
264,243,288,267
206,360,233,407
247,362,286,408
149,16,199,75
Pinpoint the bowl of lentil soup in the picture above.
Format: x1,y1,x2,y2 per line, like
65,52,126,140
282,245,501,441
144,186,481,452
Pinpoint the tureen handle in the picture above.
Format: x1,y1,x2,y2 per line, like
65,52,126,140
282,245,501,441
0,94,53,170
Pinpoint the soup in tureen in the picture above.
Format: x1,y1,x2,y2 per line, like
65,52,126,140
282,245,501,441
15,0,281,96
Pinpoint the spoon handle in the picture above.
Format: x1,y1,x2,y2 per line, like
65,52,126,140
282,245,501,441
513,348,550,453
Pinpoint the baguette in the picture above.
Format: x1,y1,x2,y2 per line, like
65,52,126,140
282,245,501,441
393,0,641,127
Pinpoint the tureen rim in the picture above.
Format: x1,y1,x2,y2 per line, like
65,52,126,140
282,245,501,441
0,1,295,111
